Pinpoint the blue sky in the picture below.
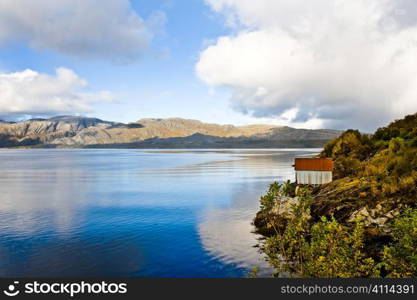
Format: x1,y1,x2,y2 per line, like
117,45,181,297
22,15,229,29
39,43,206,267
0,0,239,124
0,0,281,127
1,0,416,131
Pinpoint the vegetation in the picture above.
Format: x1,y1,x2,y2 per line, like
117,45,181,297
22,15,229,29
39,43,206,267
254,113,417,277
382,208,417,278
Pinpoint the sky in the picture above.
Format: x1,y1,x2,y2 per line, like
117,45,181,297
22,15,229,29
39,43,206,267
0,0,417,131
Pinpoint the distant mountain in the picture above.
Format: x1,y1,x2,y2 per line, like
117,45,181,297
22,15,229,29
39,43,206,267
0,116,342,148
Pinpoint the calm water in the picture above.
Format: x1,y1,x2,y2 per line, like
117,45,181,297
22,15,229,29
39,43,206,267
0,149,319,278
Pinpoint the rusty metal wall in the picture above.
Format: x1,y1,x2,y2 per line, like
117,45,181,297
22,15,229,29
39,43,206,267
295,158,334,171
296,171,333,185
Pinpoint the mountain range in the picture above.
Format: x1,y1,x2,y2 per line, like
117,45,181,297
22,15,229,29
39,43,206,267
0,116,342,148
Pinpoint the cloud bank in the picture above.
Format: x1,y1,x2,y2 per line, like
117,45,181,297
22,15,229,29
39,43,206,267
197,0,417,130
0,0,153,60
0,68,113,119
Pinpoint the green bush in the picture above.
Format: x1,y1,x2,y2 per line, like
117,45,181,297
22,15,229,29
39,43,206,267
333,156,362,178
263,191,378,278
264,189,312,276
302,217,379,278
259,180,297,211
260,182,281,211
257,112,417,278
382,208,417,278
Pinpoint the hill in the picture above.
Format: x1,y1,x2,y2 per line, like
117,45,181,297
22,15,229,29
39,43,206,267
254,113,417,277
0,116,342,148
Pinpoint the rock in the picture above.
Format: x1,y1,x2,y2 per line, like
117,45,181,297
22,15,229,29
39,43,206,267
385,208,401,219
348,206,402,227
253,196,306,236
348,207,370,222
373,217,389,226
272,196,300,217
253,210,276,236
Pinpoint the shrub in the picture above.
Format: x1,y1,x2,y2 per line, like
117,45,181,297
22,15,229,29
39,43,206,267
333,156,362,178
258,113,417,278
382,208,417,278
263,189,313,275
260,182,281,211
302,217,379,278
263,192,378,277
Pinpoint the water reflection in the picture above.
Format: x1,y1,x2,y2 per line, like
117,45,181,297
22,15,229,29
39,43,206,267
196,151,318,276
0,149,319,277
198,182,274,275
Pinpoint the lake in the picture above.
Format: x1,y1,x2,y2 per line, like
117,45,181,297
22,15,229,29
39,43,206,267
0,149,319,278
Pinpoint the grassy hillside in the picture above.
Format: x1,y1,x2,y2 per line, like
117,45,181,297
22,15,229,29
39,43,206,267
254,113,417,277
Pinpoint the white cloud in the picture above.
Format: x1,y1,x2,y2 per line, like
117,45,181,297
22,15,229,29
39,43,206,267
0,68,113,118
0,0,155,60
197,0,417,130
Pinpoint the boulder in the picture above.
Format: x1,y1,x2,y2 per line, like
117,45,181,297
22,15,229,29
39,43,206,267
347,206,402,227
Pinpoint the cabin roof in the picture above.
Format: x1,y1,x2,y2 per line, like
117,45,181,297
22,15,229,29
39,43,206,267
295,158,333,171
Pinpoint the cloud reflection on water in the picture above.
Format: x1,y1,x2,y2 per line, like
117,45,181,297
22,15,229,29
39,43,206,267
0,149,320,277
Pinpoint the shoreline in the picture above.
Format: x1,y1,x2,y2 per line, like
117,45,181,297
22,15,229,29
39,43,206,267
252,114,417,278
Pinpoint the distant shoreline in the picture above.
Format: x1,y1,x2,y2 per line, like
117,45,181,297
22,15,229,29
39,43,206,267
0,116,342,149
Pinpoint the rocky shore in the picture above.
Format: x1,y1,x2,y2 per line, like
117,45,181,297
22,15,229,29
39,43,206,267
253,113,417,278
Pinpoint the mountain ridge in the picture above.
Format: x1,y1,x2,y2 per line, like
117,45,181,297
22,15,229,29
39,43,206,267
0,116,342,148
